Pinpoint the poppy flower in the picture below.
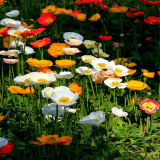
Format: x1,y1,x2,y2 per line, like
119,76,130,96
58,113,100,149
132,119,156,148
41,5,57,13
99,35,112,41
140,0,160,5
146,37,152,41
55,59,76,68
37,12,56,26
69,83,82,95
30,38,51,48
89,13,101,21
70,10,81,17
129,8,137,12
76,13,86,21
157,71,160,76
126,11,145,17
125,80,148,90
6,10,19,17
0,28,10,36
99,3,108,9
140,99,159,114
144,16,160,25
20,28,45,36
0,116,5,121
108,5,128,13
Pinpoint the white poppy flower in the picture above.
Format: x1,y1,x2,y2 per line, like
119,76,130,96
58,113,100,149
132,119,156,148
104,78,128,89
79,111,105,126
83,40,102,49
23,46,35,55
64,39,83,46
76,66,98,75
92,48,110,58
54,71,73,79
109,65,129,77
90,58,115,71
0,137,8,148
42,103,65,116
10,40,24,48
63,48,81,55
28,72,56,85
63,32,84,41
8,26,29,37
50,90,79,106
0,49,20,57
0,18,21,28
66,108,76,114
41,87,55,98
111,107,128,117
81,55,97,63
14,73,31,86
3,58,18,64
6,10,19,17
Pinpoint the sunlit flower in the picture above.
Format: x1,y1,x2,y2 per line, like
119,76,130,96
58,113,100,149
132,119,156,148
108,5,128,13
140,99,159,114
109,65,129,77
37,12,56,26
27,58,53,68
64,39,83,46
48,43,70,57
69,83,82,95
41,5,57,13
91,71,115,83
89,13,101,21
50,90,79,106
90,58,115,71
79,111,105,126
3,58,19,64
8,26,29,37
92,48,110,58
63,48,81,55
0,18,21,28
28,72,56,85
0,49,20,57
76,66,98,75
8,85,35,95
55,59,76,68
0,137,14,156
76,13,86,21
6,10,19,17
83,40,102,49
81,55,97,63
125,80,148,90
30,38,51,48
23,46,35,55
144,16,160,25
111,107,128,117
32,135,72,145
104,78,128,89
54,71,73,79
42,103,65,116
63,32,84,41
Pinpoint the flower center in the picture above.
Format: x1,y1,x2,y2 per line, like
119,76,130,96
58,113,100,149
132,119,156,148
84,58,92,61
84,70,92,74
56,48,63,53
59,97,70,104
8,23,14,25
47,9,53,12
115,68,122,73
112,81,120,85
24,79,29,82
143,102,154,110
67,50,73,53
45,18,53,23
97,63,107,68
89,118,100,122
13,31,21,36
37,43,44,47
37,79,47,82
69,37,76,39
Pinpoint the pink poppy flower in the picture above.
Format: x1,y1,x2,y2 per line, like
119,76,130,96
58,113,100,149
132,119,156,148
3,58,19,64
63,48,81,55
64,39,83,46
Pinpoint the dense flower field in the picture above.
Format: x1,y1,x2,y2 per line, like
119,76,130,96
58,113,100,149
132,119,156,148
0,0,160,159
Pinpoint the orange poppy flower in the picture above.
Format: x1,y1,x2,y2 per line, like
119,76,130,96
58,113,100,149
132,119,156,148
38,67,57,74
55,59,76,68
108,5,128,13
143,72,155,78
125,80,148,90
0,116,5,121
70,10,81,17
32,134,72,145
113,58,137,67
69,83,82,95
144,16,160,25
54,8,72,15
30,38,51,48
27,58,53,68
89,13,101,21
157,71,160,76
48,43,70,57
76,13,86,21
37,12,56,26
128,69,137,75
41,5,57,13
0,0,4,5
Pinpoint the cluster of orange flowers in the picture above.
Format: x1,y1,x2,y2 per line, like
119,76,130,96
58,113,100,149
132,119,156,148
27,58,53,68
8,86,35,95
32,134,72,145
69,83,82,95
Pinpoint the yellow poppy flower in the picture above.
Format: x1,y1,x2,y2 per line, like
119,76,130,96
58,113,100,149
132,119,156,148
55,59,76,68
125,80,148,90
76,13,86,21
89,13,101,21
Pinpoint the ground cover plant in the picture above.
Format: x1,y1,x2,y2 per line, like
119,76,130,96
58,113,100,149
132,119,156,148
0,0,160,159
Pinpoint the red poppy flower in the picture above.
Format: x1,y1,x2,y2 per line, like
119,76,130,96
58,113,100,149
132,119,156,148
20,28,46,36
140,0,160,5
70,10,81,17
99,35,112,41
37,12,56,26
144,16,160,25
140,99,159,114
30,38,51,48
159,8,160,11
157,71,160,76
0,141,14,156
99,3,108,9
129,8,137,12
126,12,134,17
133,11,145,16
146,37,152,40
75,0,103,5
0,28,13,36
